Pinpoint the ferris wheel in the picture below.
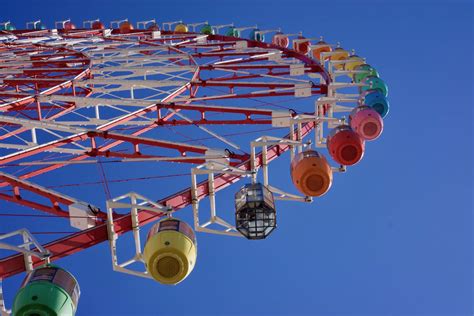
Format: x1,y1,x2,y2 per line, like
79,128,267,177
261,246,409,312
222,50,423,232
0,18,389,315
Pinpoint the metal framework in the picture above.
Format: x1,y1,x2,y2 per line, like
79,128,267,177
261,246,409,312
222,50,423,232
105,192,170,279
0,19,385,297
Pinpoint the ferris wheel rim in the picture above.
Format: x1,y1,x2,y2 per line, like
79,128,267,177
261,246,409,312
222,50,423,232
0,25,374,281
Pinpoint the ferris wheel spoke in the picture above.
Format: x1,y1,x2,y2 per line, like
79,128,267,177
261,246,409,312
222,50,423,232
173,85,321,102
32,96,279,127
0,116,235,166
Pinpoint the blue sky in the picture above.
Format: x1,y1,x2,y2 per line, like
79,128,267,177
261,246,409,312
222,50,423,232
1,0,472,315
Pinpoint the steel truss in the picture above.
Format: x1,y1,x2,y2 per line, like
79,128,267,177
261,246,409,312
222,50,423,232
0,23,374,281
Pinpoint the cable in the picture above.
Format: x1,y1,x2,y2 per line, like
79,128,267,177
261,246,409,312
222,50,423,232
97,159,112,200
0,213,99,218
0,231,77,235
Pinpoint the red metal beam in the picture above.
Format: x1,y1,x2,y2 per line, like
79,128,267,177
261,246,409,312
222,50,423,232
0,192,69,217
0,173,107,222
86,131,208,154
186,89,325,102
201,64,291,70
193,80,311,89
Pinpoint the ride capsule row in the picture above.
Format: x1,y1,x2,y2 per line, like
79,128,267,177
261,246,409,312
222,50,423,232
291,77,388,197
291,111,382,197
12,217,198,315
12,188,285,314
177,23,391,123
211,25,391,119
10,116,387,314
120,21,392,119
111,21,391,120
0,19,201,34
233,81,390,240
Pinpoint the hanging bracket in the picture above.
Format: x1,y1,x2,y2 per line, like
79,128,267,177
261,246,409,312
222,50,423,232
106,192,170,279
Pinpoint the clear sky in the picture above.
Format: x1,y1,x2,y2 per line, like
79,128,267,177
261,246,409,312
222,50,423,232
1,0,472,315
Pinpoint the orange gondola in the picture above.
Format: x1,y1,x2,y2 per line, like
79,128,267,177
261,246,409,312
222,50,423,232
290,150,333,197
